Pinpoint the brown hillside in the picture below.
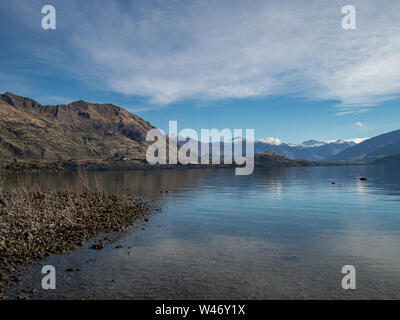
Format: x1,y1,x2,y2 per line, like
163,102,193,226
0,92,157,160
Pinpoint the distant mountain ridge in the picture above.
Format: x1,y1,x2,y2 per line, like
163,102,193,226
171,136,356,161
328,129,400,162
252,139,355,161
170,137,354,161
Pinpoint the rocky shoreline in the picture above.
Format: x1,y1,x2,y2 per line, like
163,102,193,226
0,188,154,299
2,158,234,173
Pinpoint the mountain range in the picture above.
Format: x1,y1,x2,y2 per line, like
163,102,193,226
173,137,357,161
0,92,399,166
252,139,356,161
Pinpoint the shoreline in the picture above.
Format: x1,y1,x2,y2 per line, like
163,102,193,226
1,157,345,174
0,188,156,299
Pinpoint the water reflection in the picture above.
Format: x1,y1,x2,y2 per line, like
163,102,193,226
4,165,400,299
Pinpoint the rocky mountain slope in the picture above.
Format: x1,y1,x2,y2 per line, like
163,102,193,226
0,92,159,160
328,129,400,162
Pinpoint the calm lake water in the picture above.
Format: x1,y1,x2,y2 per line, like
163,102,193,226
4,165,400,299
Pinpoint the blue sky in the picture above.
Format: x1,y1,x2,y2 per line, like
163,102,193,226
1,0,400,144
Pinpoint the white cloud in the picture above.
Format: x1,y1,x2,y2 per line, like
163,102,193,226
355,122,364,128
335,108,370,116
128,105,164,113
7,0,400,110
258,137,282,145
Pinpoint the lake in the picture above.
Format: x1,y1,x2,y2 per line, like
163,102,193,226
4,165,400,299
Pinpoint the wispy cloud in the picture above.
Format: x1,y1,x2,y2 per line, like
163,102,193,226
127,105,164,113
4,0,400,111
335,108,370,116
